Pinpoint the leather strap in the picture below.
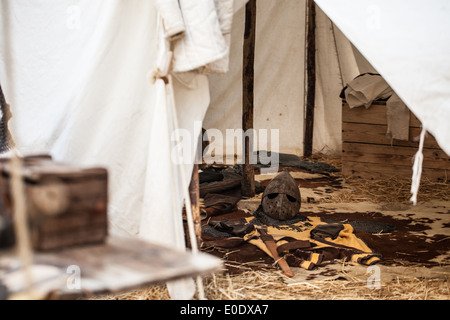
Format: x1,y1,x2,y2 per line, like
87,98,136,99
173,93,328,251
258,228,294,277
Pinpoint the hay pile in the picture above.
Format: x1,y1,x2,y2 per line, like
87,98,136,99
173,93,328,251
327,176,450,204
96,268,450,300
202,270,450,300
309,154,449,204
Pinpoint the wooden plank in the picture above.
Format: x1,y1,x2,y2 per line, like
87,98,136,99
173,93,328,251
342,142,450,170
342,160,448,182
342,122,441,149
33,226,107,251
303,0,316,157
342,102,422,127
34,211,106,234
341,100,449,182
0,156,107,181
242,0,256,197
1,236,223,299
26,178,107,215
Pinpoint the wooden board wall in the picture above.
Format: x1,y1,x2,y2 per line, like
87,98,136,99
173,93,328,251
342,101,450,182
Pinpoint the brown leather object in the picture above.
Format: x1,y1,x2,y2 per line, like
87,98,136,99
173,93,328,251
199,178,241,198
257,227,294,277
207,219,254,237
202,193,241,217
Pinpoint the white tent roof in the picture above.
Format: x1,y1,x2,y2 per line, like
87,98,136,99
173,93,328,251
315,0,450,156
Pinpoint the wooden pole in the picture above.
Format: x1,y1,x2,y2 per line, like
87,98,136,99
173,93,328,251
303,0,316,158
242,0,256,197
189,163,202,248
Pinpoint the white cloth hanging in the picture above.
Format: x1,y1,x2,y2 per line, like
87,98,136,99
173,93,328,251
154,0,234,75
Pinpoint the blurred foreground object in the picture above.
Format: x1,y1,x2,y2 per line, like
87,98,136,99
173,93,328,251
0,154,108,251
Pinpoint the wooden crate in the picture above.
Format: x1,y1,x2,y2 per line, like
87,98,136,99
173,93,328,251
342,101,450,182
0,155,108,251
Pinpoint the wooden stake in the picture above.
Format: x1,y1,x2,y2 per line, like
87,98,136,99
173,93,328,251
189,163,202,248
242,0,256,197
303,0,316,158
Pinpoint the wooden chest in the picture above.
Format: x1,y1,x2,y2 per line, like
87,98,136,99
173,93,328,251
342,101,450,182
0,155,108,251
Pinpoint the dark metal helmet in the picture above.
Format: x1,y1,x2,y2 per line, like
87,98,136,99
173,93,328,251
261,171,301,220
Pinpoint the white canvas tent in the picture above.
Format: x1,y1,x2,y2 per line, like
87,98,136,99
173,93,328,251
205,0,358,156
1,0,449,299
205,0,450,158
315,0,450,157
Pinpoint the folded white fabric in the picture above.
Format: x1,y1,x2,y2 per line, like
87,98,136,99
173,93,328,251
345,73,392,109
215,0,234,35
172,0,231,74
200,0,234,74
344,73,410,141
154,0,186,41
154,0,234,76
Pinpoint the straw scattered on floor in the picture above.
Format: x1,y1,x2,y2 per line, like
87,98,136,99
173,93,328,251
327,176,450,204
95,268,450,300
308,154,449,204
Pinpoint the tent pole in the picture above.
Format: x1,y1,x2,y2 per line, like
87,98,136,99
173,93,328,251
303,0,316,158
242,0,256,197
189,163,202,248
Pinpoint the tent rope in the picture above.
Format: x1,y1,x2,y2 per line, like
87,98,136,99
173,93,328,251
153,41,205,299
166,74,206,300
410,127,427,205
